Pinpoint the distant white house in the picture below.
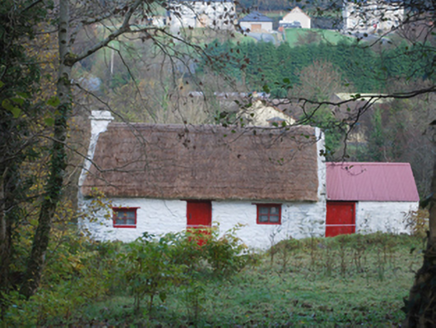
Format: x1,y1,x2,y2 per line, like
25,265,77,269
279,7,311,29
239,11,274,33
342,0,404,33
152,15,167,27
167,0,236,31
239,100,296,127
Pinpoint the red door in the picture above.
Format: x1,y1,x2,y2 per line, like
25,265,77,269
326,201,356,237
187,201,212,245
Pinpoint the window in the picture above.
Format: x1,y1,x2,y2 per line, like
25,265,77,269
256,204,281,225
112,207,138,228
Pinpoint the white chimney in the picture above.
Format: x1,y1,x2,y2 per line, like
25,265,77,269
78,110,114,189
90,110,114,136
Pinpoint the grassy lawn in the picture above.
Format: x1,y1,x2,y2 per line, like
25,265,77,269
284,28,354,46
180,28,257,45
179,27,353,47
55,233,422,327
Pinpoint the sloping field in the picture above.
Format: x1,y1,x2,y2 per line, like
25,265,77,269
285,28,354,46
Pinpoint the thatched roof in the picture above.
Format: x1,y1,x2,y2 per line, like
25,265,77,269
82,123,320,201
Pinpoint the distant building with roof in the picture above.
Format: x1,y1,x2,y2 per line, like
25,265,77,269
167,0,236,31
342,0,404,33
239,11,274,33
279,7,311,29
238,100,296,127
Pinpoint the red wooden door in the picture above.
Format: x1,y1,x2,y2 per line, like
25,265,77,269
187,201,212,245
326,201,356,237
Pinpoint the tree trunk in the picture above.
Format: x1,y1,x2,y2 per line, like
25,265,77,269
19,0,72,299
403,158,436,327
1,164,22,310
0,171,12,307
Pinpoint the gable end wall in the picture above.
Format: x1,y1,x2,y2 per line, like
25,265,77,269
355,201,418,234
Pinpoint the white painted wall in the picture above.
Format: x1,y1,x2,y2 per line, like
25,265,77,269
77,110,113,236
316,127,326,201
280,9,311,29
214,200,326,249
82,198,326,250
356,201,418,234
82,197,416,247
82,198,187,242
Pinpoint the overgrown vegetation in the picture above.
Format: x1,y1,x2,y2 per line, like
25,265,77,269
1,228,425,327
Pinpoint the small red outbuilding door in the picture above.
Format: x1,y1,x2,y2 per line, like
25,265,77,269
326,201,356,237
187,201,212,245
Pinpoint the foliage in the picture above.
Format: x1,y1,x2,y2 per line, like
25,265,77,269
1,226,115,326
119,232,186,314
1,1,48,302
347,89,435,197
200,39,435,97
116,226,249,316
202,224,249,277
4,233,421,327
405,209,429,238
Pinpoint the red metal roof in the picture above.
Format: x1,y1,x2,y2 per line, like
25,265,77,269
326,162,419,202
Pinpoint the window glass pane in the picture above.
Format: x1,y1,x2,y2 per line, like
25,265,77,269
259,215,268,222
270,215,279,222
126,211,135,218
114,209,136,226
259,207,269,214
270,206,279,214
115,218,125,225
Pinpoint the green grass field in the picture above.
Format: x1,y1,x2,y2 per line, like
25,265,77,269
179,27,353,48
38,233,422,327
284,28,354,46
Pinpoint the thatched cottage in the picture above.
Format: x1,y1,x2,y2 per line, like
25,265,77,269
79,111,326,249
79,111,419,248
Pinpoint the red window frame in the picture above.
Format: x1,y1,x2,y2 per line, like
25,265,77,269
255,204,281,225
112,207,139,228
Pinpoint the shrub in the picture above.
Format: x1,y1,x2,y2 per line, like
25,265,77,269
118,232,186,314
405,209,429,238
202,225,249,278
